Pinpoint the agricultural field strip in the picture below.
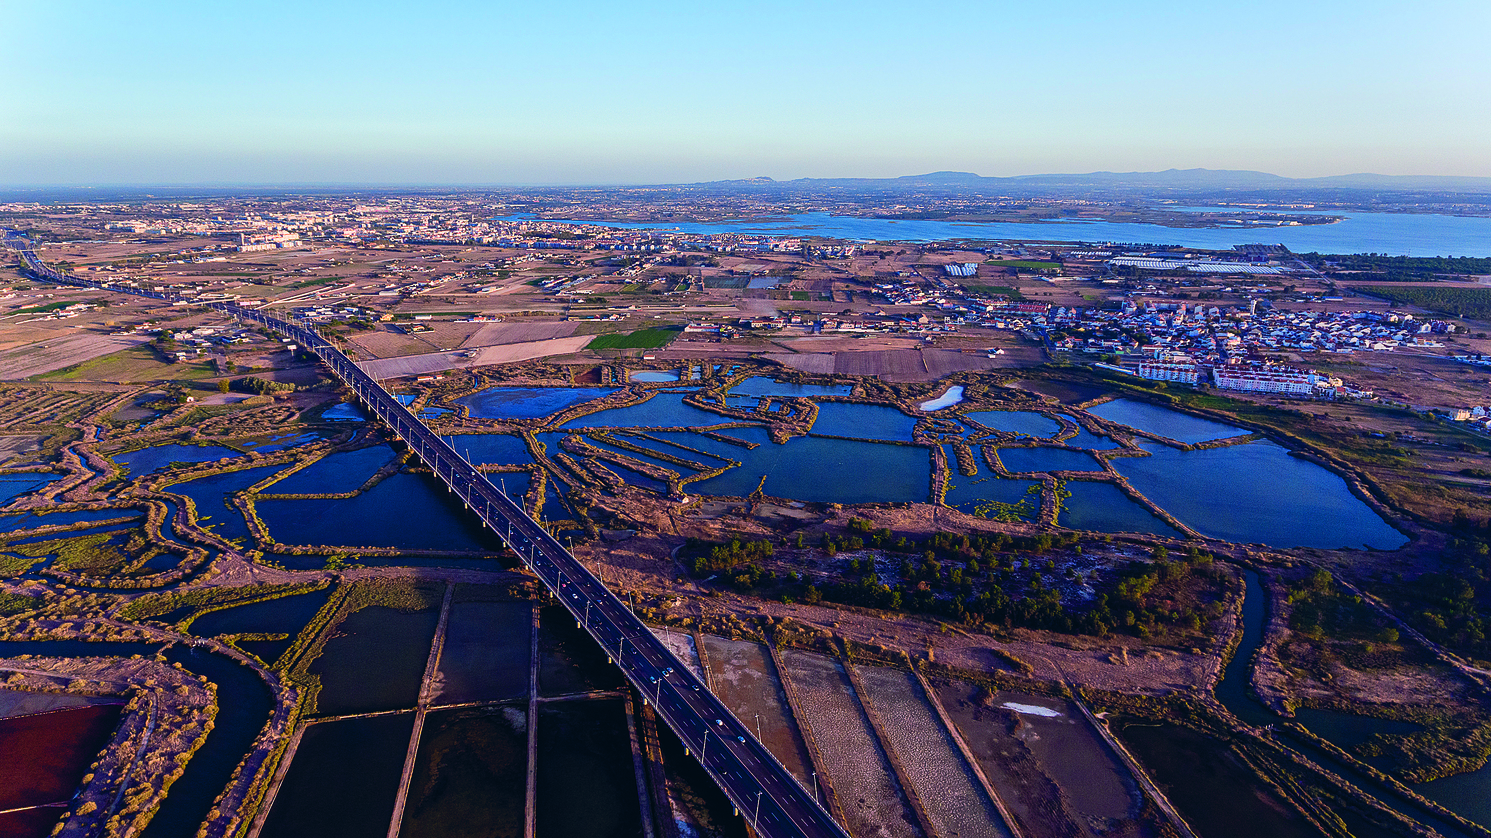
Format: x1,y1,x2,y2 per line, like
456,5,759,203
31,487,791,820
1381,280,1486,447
855,665,1013,838
780,649,922,838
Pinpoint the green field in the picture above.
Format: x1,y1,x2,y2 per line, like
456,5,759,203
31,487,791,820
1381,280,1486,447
586,327,681,350
790,291,812,301
11,299,105,315
288,275,341,289
986,260,1061,272
36,346,217,383
1358,286,1491,320
962,284,1026,301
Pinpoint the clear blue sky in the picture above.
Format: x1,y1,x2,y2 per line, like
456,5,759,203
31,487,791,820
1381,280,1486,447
3,0,1487,184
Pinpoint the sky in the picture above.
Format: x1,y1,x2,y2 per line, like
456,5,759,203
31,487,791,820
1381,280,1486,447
2,0,1488,185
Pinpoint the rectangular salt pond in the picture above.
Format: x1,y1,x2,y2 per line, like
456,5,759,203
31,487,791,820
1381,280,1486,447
560,393,737,429
256,471,501,552
1112,442,1407,549
810,403,919,440
993,446,1104,473
628,370,680,382
963,410,1061,437
1087,399,1246,444
727,376,854,400
436,600,533,704
442,433,531,467
943,473,1040,521
265,445,396,495
457,386,616,419
1059,481,1181,537
686,428,932,504
173,464,289,541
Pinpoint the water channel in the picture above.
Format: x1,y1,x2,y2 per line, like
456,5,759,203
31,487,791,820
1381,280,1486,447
1216,571,1491,834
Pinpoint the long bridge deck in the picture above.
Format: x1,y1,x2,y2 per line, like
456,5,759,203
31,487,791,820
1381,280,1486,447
10,238,849,838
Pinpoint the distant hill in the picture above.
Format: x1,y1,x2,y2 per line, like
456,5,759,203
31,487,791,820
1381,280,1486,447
695,168,1491,196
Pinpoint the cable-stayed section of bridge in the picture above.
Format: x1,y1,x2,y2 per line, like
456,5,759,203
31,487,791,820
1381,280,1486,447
9,238,850,838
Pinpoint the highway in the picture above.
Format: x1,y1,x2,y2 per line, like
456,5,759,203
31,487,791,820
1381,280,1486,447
8,236,851,838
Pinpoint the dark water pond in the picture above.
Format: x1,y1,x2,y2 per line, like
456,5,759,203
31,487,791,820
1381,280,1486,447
172,464,286,542
1087,399,1246,444
459,386,617,419
186,588,333,638
258,471,499,552
310,605,439,716
561,393,734,429
444,433,532,467
1420,767,1491,831
436,600,533,705
686,428,932,504
994,446,1103,473
401,706,528,838
1118,721,1318,838
1059,482,1181,537
266,445,396,495
0,704,122,811
112,444,238,476
260,713,415,838
538,606,625,697
1057,418,1121,450
944,474,1040,521
536,700,644,838
810,403,918,441
728,376,853,400
964,410,1061,438
1112,442,1407,549
236,638,293,666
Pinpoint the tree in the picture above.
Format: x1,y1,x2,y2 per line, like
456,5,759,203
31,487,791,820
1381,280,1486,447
217,379,230,394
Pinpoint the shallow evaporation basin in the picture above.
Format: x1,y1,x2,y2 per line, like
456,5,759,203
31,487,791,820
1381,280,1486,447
919,384,965,411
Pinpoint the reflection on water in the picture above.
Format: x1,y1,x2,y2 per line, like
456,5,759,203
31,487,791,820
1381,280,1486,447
1112,442,1406,549
1087,399,1245,444
459,386,616,419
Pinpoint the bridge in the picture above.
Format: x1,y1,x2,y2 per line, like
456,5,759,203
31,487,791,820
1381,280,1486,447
9,237,851,838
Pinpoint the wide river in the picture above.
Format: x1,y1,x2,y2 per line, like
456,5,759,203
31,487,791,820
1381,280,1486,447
500,210,1491,256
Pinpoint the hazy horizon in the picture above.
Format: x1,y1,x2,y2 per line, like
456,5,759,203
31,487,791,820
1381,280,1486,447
5,1,1488,185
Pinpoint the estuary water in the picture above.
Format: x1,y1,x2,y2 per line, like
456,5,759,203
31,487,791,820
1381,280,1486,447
502,210,1491,256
